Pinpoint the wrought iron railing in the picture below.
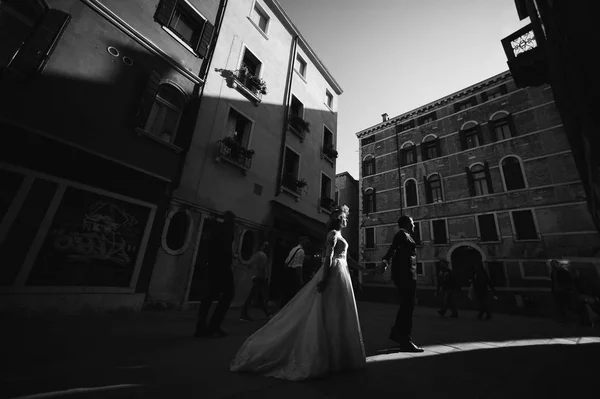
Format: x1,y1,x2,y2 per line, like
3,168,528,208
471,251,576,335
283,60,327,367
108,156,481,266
321,145,338,160
218,139,253,170
501,23,539,60
233,69,264,101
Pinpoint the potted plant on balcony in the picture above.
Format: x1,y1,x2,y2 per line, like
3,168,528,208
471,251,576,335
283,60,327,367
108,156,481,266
289,116,311,134
321,197,335,210
222,136,242,159
247,75,268,95
323,143,338,159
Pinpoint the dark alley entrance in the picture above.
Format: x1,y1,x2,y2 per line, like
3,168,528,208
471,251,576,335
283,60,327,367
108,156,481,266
450,245,485,288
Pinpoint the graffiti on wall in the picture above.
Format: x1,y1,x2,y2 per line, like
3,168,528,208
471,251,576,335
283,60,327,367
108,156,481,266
27,187,151,287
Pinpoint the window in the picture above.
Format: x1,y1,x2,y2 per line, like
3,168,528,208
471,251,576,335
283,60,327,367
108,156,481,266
145,84,186,143
481,85,507,102
418,112,437,125
241,47,262,78
401,143,416,166
363,188,376,214
416,262,424,276
454,97,477,113
501,156,526,191
163,209,192,254
405,179,418,207
478,214,499,242
412,222,422,245
459,122,483,150
334,187,339,205
489,112,515,142
487,91,502,100
326,90,334,109
487,261,506,286
421,136,440,160
431,219,447,245
321,173,332,204
425,174,443,204
361,136,375,146
362,155,376,177
154,0,213,57
512,210,538,240
323,126,334,147
2,1,70,76
282,147,301,192
290,95,304,119
295,54,307,78
467,163,493,196
226,107,252,148
250,3,269,33
397,120,415,132
240,230,255,261
366,228,375,249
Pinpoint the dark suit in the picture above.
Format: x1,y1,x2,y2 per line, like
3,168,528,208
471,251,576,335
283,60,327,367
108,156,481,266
383,229,417,342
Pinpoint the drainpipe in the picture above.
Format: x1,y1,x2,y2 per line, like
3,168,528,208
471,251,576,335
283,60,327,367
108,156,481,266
394,125,404,216
275,35,299,196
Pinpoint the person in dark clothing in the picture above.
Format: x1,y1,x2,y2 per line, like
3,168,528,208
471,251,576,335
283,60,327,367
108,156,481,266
472,263,497,320
436,260,458,318
195,211,236,338
380,215,423,352
551,260,576,323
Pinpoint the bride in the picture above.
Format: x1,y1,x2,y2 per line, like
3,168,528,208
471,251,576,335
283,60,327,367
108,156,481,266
230,205,374,381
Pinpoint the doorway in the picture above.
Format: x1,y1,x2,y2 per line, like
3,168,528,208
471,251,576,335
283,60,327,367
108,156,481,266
450,245,484,288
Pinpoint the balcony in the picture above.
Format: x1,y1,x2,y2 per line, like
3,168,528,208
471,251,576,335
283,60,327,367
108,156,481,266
288,116,310,142
282,174,307,197
319,197,335,213
501,22,548,88
321,144,338,165
216,137,254,172
216,67,267,105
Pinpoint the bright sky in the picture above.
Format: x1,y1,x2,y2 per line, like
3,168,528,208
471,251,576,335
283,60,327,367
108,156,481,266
276,0,530,179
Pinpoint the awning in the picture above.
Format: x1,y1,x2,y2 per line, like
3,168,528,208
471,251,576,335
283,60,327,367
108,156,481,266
269,200,327,241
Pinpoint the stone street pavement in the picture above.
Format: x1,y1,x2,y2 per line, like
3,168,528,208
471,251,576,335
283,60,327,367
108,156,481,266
2,302,600,399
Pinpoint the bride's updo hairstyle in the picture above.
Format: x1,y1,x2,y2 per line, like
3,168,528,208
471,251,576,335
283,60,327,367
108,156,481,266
327,205,350,231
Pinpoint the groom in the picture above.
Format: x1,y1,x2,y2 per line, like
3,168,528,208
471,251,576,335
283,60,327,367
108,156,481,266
380,215,424,352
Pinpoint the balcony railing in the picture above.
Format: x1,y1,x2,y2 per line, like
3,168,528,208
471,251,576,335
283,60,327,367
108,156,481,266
282,174,305,195
501,22,547,87
233,69,265,102
288,116,310,142
218,139,254,170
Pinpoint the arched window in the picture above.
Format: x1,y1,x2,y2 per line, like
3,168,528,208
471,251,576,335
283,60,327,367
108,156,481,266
239,230,255,262
145,84,185,144
405,179,418,207
425,174,443,204
489,111,515,142
163,209,192,255
400,142,416,166
467,163,493,196
362,155,376,177
363,187,376,214
459,121,483,151
501,156,526,191
421,135,441,160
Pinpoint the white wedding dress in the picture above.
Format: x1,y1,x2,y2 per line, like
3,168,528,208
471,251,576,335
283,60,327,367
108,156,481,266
230,230,366,381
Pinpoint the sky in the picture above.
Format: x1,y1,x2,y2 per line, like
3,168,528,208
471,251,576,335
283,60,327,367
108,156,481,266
276,0,530,179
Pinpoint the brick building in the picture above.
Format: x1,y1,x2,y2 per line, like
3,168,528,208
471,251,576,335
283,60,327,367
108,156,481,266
355,71,600,315
335,172,359,261
0,0,223,313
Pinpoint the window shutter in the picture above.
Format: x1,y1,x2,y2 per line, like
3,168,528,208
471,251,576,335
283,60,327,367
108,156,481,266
370,158,376,175
362,191,367,214
400,149,406,167
484,161,494,193
489,121,498,142
420,143,428,161
435,137,442,157
476,124,484,145
154,0,177,25
466,167,475,197
424,176,433,203
136,70,162,129
8,9,71,77
508,115,517,137
362,161,367,177
196,21,214,58
459,130,467,151
411,145,417,164
372,189,377,212
481,92,488,103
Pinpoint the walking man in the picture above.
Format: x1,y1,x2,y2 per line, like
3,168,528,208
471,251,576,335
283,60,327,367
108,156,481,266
472,263,498,320
281,236,309,307
240,241,271,321
380,215,423,352
436,260,458,318
194,211,236,338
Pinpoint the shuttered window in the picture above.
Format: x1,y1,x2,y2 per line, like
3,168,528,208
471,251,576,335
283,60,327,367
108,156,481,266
467,163,493,197
425,174,443,204
401,144,416,166
361,136,375,146
478,214,498,242
144,84,185,143
502,156,526,190
362,156,376,177
363,188,376,214
154,0,214,57
489,112,516,142
421,136,441,160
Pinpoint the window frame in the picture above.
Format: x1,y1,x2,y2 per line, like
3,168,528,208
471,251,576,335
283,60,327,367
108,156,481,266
500,155,528,191
426,173,444,204
290,94,305,119
421,134,440,160
325,89,334,110
295,53,308,79
475,213,501,243
144,82,187,144
161,208,194,255
362,155,376,177
249,1,270,35
365,227,376,249
157,0,208,57
401,142,416,166
361,135,375,146
404,178,419,208
239,44,264,79
282,145,302,192
469,163,492,197
363,187,376,214
510,209,541,242
224,104,255,149
430,218,449,246
320,170,333,204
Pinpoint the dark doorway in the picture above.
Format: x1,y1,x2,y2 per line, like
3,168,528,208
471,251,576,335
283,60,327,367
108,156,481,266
450,246,484,288
187,218,221,301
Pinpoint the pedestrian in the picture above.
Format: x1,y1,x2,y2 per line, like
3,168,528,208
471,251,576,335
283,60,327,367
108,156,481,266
194,211,236,338
230,205,376,381
472,263,498,320
240,241,271,322
380,215,423,352
436,260,458,318
550,260,575,323
281,236,309,308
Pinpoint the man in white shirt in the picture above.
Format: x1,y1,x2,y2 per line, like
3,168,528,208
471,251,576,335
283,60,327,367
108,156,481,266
240,241,271,321
281,236,309,307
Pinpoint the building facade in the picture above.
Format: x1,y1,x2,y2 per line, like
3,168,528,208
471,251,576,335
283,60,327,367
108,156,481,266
146,0,342,309
355,71,600,315
0,0,223,313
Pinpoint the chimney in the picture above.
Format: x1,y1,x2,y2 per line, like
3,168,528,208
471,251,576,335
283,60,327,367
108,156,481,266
381,113,389,122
